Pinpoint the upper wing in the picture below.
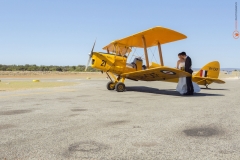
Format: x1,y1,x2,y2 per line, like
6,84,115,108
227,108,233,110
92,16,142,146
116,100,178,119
121,67,191,81
102,26,187,56
193,76,225,85
103,26,187,49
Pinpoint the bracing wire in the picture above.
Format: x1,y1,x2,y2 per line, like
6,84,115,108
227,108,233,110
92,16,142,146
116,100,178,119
129,47,146,63
129,47,137,63
148,47,158,63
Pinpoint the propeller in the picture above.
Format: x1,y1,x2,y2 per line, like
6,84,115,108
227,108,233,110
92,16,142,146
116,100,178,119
85,40,96,71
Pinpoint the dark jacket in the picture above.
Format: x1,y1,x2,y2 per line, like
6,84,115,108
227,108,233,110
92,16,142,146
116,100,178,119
185,56,193,74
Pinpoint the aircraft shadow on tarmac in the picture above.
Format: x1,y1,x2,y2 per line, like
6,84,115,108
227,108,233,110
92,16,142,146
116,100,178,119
167,88,228,91
126,86,224,97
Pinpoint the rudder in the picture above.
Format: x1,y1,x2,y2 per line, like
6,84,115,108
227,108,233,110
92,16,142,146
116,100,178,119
194,61,220,78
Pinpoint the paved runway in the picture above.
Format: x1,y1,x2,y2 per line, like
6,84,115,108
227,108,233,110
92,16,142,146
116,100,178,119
0,79,240,159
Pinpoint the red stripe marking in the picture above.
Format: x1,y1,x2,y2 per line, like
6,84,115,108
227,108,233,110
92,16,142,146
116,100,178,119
200,70,203,77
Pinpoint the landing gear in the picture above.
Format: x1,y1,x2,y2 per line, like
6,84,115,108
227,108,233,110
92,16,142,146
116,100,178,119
205,84,209,89
115,82,125,92
105,72,126,92
106,81,115,90
204,80,209,89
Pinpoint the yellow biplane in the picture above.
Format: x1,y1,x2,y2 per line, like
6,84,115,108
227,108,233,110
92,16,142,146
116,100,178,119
85,26,225,92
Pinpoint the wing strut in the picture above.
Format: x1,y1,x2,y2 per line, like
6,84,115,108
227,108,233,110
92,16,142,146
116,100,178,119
157,42,164,66
142,36,149,68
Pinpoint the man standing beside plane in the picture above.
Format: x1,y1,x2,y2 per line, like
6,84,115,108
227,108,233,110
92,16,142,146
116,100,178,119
179,52,194,95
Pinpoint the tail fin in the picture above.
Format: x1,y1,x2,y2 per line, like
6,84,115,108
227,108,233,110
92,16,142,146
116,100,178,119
194,61,220,78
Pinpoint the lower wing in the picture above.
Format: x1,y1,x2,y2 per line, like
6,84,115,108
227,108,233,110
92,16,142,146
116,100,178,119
121,67,191,81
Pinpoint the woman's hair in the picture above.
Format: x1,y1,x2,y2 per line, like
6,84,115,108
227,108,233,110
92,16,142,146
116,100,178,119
178,52,186,56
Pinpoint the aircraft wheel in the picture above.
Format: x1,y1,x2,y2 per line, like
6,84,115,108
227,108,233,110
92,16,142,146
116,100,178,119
115,82,125,92
106,81,115,90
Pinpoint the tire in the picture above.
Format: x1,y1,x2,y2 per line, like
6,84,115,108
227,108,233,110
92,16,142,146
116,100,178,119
115,82,125,92
106,81,115,90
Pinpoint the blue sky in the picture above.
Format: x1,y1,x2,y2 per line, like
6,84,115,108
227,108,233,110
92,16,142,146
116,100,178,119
0,0,239,68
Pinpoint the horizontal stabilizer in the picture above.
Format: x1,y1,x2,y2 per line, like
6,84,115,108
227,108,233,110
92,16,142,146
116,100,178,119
193,76,225,85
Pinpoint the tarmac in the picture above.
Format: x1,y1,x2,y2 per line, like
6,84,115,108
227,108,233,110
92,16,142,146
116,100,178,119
0,78,240,159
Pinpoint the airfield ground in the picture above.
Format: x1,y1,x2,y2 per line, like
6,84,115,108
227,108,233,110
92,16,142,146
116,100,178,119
0,74,240,159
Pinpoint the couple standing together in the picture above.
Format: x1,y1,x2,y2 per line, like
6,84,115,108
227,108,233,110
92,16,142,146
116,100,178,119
176,52,200,95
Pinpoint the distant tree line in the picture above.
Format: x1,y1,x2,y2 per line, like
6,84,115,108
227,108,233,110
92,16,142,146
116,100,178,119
0,64,99,72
